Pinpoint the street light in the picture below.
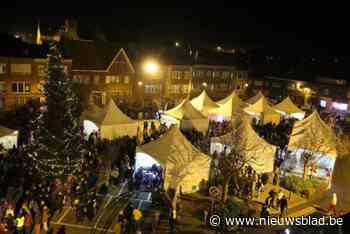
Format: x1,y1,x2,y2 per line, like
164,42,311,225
175,41,180,47
202,82,208,87
137,81,143,86
144,60,159,74
244,83,249,88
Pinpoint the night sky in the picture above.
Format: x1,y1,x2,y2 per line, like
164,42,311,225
0,6,348,55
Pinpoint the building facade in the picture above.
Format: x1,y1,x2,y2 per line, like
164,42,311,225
62,40,136,106
0,56,72,111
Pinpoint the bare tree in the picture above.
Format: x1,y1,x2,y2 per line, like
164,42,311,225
214,117,273,203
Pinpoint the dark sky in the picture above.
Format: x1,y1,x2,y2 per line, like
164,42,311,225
0,6,348,55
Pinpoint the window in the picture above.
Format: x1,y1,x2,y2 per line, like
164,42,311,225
93,75,100,85
145,84,161,93
184,71,191,79
14,97,27,106
171,85,180,94
106,75,120,84
0,63,7,74
11,64,31,75
38,81,45,92
223,71,230,79
12,82,29,93
323,88,329,95
124,76,129,84
182,85,189,93
64,65,69,74
37,65,46,77
207,71,212,77
25,83,31,92
172,71,182,80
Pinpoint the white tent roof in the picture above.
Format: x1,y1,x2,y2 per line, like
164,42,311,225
244,96,281,117
288,111,337,158
164,99,207,120
190,90,220,115
245,91,266,105
0,125,17,137
137,126,211,193
274,97,305,115
215,91,247,117
82,99,136,126
211,117,275,173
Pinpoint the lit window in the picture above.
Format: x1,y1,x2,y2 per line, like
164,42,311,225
0,63,7,74
11,64,31,75
37,65,46,77
124,76,129,84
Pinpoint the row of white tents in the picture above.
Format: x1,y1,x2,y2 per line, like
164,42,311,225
0,125,18,149
161,90,305,132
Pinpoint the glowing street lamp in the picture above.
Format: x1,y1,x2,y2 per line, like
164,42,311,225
175,41,180,47
137,81,143,86
144,60,159,74
244,83,249,88
202,82,208,87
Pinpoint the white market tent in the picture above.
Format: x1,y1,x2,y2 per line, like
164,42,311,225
288,111,337,159
213,91,247,120
245,91,266,105
274,97,305,120
190,90,220,116
136,126,211,194
82,99,141,139
0,125,18,149
161,99,209,133
211,116,276,173
244,96,281,125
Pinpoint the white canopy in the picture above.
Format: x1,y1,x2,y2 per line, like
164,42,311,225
288,111,337,159
190,90,220,116
244,96,281,125
245,91,266,105
213,91,247,119
211,117,276,173
274,97,305,120
0,125,18,149
136,126,211,194
162,99,209,133
82,99,141,139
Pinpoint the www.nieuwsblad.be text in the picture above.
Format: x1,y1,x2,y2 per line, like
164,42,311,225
209,215,343,227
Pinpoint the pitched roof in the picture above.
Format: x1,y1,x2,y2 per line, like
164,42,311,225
212,117,275,173
288,111,337,158
61,40,124,70
164,99,207,120
0,125,17,137
215,91,247,117
245,91,266,105
274,96,304,115
244,96,280,116
190,90,220,114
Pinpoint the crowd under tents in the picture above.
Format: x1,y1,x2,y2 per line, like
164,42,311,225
212,91,247,121
161,99,209,133
274,96,305,120
135,126,211,194
210,117,276,174
284,111,338,178
82,99,141,139
245,91,266,105
0,125,18,149
190,90,220,117
244,96,281,125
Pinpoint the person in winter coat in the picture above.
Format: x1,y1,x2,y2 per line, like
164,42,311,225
42,206,49,232
24,211,33,234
